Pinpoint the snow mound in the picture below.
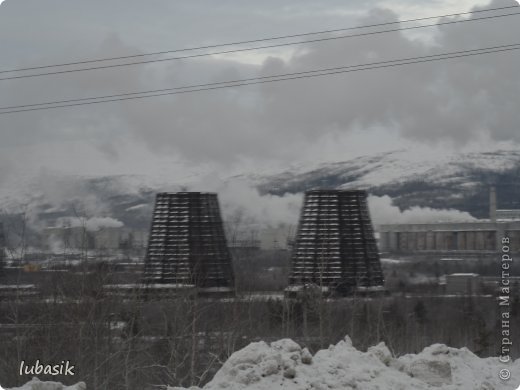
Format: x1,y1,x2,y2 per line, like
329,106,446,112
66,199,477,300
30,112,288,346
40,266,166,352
5,377,86,390
169,336,520,390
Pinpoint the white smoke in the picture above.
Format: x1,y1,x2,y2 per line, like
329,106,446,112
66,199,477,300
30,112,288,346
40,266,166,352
185,176,302,248
368,195,477,225
56,216,124,232
186,175,302,229
218,181,302,228
188,178,477,241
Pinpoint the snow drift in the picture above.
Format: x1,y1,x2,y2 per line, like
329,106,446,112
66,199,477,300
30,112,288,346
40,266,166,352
5,337,519,389
169,336,520,390
5,377,86,390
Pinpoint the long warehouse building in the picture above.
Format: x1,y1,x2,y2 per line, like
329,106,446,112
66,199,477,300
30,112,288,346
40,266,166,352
379,221,520,254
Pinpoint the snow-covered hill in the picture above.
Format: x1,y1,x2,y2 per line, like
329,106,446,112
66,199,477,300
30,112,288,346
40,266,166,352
257,149,520,218
257,149,520,190
1,149,519,230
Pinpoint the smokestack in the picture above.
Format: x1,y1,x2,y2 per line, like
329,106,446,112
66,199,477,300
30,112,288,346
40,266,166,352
489,186,497,223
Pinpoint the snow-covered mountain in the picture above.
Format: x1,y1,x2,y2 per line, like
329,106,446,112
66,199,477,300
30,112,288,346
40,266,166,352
1,149,519,230
257,149,520,218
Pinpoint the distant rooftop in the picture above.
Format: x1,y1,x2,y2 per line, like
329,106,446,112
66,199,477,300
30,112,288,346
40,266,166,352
496,209,520,221
448,273,479,277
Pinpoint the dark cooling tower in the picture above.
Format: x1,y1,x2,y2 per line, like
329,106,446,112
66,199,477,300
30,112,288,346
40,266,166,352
288,190,384,295
144,192,234,292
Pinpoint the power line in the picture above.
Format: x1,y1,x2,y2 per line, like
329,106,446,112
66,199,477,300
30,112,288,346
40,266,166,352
0,4,517,75
1,42,519,111
1,10,519,82
1,43,518,115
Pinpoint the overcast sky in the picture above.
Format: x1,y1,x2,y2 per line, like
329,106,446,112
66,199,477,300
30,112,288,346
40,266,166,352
0,0,519,188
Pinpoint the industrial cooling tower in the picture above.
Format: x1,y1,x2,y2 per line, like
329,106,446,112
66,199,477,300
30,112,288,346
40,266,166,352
144,192,234,293
288,189,384,296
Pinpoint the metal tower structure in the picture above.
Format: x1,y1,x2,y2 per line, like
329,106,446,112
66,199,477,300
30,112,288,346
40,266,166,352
288,189,384,295
144,192,234,293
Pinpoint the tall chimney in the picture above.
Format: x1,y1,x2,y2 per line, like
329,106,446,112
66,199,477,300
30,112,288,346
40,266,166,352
489,186,497,223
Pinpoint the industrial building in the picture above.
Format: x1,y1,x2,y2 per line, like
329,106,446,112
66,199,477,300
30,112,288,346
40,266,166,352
444,273,481,295
287,190,385,295
42,226,148,254
378,221,520,253
441,274,520,295
378,188,520,254
143,192,235,294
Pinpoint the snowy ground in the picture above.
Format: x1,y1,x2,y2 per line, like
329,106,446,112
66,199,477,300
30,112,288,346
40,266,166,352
5,336,519,389
4,377,85,390
169,336,520,390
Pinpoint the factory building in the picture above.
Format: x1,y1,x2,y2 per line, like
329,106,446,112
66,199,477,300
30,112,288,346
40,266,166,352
42,226,148,253
287,190,385,296
444,273,481,295
143,192,235,294
379,188,520,254
378,221,520,254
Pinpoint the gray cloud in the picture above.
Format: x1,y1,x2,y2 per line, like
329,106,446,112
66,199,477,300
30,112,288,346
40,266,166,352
0,0,518,182
255,0,520,148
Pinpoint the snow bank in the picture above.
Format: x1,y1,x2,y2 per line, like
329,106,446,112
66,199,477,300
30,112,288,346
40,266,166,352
169,336,520,390
5,338,519,389
5,377,86,390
